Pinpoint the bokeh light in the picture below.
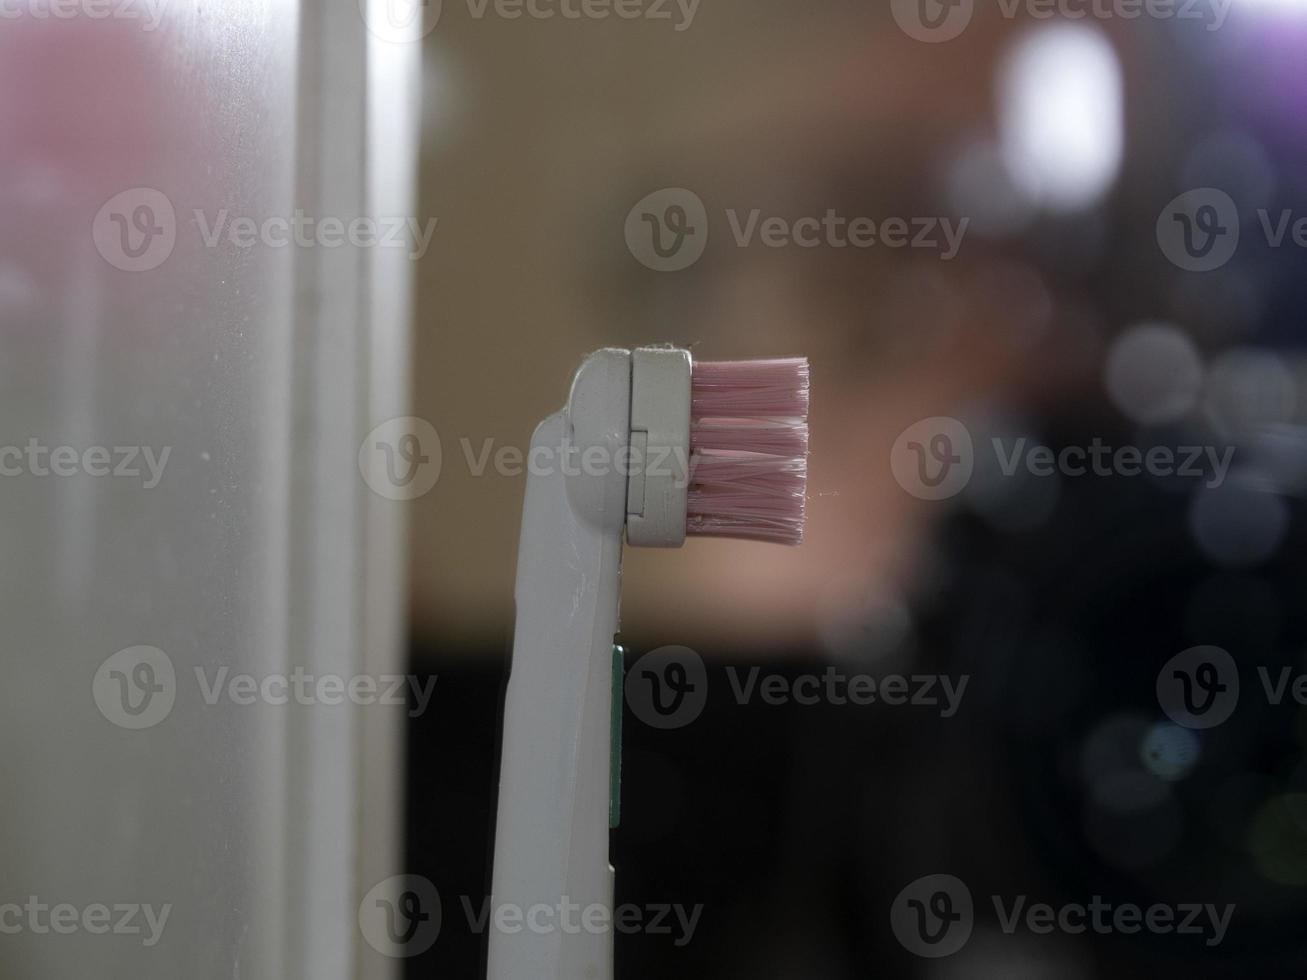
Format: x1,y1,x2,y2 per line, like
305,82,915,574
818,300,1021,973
998,25,1124,213
1105,323,1205,426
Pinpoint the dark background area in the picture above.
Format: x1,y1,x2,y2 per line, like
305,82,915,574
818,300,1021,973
407,418,1307,977
406,4,1307,976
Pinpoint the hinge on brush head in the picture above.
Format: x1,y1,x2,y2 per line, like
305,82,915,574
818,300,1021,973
625,347,692,548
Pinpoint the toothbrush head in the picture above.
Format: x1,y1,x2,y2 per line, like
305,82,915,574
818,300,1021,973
623,349,809,549
686,358,810,545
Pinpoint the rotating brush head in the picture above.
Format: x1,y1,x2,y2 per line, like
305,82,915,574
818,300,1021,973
686,358,810,545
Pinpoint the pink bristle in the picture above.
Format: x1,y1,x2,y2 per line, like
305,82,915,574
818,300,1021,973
686,358,810,546
690,417,808,456
691,358,810,418
687,452,808,544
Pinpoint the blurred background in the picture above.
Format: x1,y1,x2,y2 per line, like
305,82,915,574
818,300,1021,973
6,0,1307,977
406,1,1307,978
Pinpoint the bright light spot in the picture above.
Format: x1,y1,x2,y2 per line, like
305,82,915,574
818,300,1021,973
998,24,1124,213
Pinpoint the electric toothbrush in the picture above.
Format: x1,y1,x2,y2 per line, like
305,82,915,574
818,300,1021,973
489,346,809,980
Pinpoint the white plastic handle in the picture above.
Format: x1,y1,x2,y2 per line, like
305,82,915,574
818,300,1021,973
488,350,631,980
